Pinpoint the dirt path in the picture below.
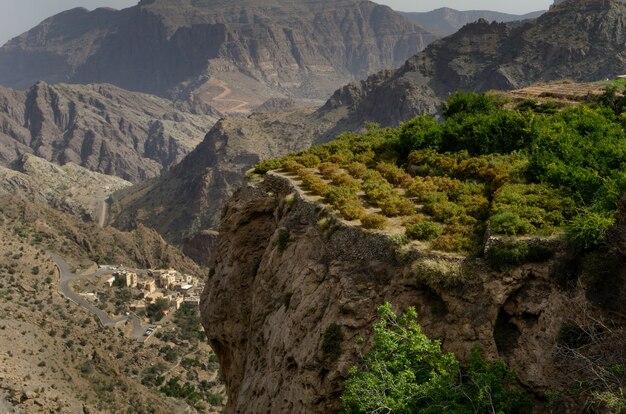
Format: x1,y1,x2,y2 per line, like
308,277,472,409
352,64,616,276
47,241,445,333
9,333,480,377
206,79,250,113
96,198,108,228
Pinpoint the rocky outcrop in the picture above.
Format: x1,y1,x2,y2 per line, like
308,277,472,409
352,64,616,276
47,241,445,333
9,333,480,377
0,0,437,112
322,0,626,127
200,173,625,413
0,82,217,182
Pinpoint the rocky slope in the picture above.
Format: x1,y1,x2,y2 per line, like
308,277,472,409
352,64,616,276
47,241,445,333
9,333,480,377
325,0,626,127
401,7,545,37
0,153,131,222
0,0,436,112
0,82,217,182
110,107,343,244
200,173,626,413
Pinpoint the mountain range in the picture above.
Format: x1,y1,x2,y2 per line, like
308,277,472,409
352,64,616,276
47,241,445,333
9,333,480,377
0,81,217,182
0,0,436,113
400,7,545,37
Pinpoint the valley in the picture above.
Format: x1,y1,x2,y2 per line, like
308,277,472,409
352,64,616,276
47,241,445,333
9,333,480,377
0,0,625,413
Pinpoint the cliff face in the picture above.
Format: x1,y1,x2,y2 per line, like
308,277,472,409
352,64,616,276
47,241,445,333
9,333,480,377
201,174,626,412
0,82,217,182
0,0,436,112
323,0,626,127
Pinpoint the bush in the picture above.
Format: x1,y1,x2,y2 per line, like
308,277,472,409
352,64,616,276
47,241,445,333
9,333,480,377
488,212,535,236
339,201,367,221
567,209,615,250
346,162,368,179
487,240,554,271
405,221,442,241
412,258,465,287
254,158,284,174
362,214,387,230
318,162,340,178
293,154,321,168
283,160,306,173
378,196,415,217
341,303,530,413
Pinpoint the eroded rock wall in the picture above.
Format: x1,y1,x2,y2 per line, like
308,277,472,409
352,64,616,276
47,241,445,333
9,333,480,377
200,174,623,412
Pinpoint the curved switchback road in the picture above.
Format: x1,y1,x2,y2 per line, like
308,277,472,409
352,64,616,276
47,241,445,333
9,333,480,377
50,253,147,338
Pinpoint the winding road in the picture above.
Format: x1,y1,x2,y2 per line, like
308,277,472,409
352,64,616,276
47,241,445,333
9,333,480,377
50,253,147,339
206,79,250,113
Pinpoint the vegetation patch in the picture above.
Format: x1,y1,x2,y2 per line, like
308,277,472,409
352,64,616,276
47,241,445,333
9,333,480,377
254,91,625,255
341,303,531,413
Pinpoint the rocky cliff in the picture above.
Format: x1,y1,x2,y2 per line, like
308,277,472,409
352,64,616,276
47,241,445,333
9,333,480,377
0,82,217,182
0,0,436,112
324,0,626,127
200,173,626,413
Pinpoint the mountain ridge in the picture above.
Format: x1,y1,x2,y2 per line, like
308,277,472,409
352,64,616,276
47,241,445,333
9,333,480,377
0,0,436,112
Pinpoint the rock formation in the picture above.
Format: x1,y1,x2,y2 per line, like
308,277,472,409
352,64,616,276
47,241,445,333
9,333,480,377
201,173,626,413
0,82,217,182
0,0,436,112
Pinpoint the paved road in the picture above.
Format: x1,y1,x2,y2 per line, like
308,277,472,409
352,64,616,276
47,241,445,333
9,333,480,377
50,253,148,338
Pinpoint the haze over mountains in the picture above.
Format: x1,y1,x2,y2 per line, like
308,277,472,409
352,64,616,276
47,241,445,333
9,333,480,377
0,0,436,113
401,7,545,36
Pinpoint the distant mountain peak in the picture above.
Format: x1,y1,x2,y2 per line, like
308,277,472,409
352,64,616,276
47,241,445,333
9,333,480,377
0,0,436,113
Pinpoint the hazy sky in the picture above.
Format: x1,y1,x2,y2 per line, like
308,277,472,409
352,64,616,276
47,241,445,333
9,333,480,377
0,0,554,46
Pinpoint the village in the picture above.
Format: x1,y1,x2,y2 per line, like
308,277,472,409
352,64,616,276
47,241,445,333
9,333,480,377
71,264,205,338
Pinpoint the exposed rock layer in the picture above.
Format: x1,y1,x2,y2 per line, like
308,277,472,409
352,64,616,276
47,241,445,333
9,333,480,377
0,82,217,182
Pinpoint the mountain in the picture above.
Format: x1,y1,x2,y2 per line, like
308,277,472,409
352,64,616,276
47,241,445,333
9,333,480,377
108,0,626,248
0,82,217,182
401,7,545,37
0,0,437,113
325,0,626,128
110,107,344,244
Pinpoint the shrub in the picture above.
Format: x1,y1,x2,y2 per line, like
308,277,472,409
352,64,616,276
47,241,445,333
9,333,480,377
412,258,465,287
293,154,321,168
339,201,367,221
331,173,360,192
283,160,306,173
431,234,474,253
567,209,615,250
405,177,439,199
254,158,284,174
378,196,415,217
300,173,330,196
318,162,340,178
405,221,442,241
361,214,387,230
487,240,554,271
488,212,535,236
376,162,412,186
326,185,358,208
346,162,368,179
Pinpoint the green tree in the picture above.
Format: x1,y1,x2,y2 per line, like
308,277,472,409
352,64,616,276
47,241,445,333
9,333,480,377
341,303,530,414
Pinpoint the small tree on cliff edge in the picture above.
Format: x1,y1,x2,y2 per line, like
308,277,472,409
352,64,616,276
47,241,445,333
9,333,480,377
340,303,530,414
